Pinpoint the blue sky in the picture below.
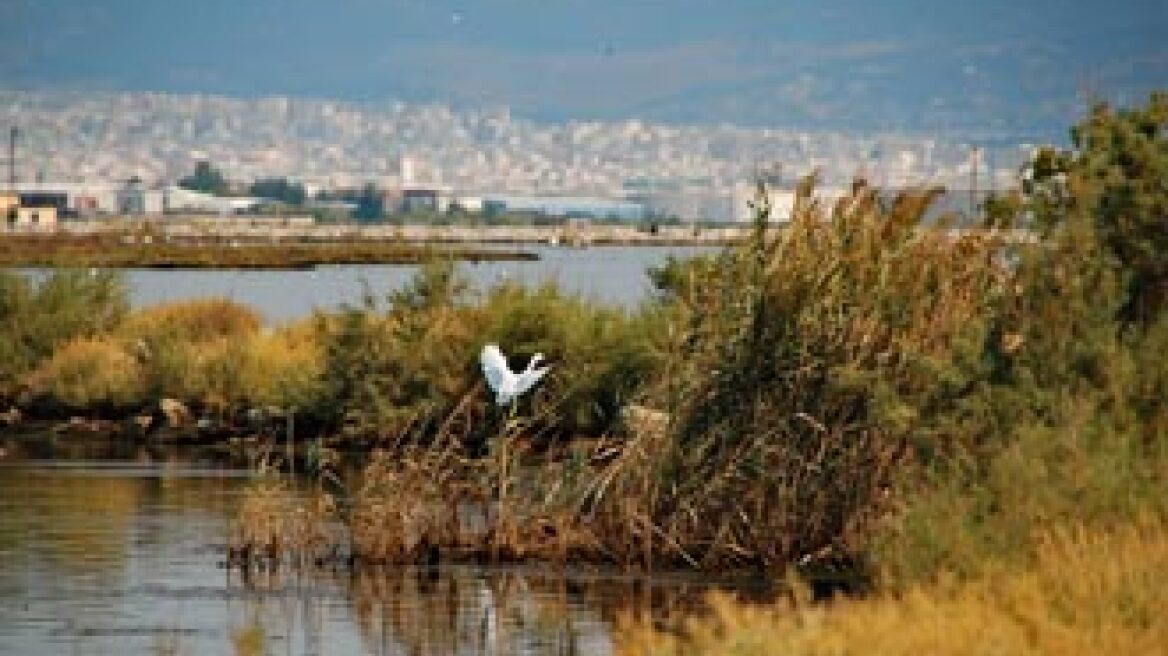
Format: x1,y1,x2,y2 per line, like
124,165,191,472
2,0,1165,136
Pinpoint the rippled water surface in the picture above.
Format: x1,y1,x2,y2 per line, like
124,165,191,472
0,438,756,655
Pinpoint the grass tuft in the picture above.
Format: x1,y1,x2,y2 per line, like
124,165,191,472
615,518,1168,655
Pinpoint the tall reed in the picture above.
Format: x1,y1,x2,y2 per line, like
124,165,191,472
584,177,1009,570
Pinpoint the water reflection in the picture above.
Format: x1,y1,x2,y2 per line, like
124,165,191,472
222,563,736,655
0,437,762,655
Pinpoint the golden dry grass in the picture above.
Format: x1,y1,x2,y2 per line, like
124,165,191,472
118,298,262,344
25,336,145,407
235,321,326,409
114,299,268,409
616,518,1168,655
229,459,337,567
230,621,267,656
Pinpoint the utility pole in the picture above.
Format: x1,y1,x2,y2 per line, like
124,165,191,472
970,146,980,222
6,127,16,190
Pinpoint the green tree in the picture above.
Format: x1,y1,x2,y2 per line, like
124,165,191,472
250,177,307,205
353,183,384,222
1025,91,1168,323
178,161,228,196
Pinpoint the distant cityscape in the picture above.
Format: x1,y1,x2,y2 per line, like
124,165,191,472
1,90,1036,224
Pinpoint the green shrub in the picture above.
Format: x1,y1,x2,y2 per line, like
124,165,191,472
235,321,327,410
1023,91,1167,323
477,281,665,436
115,299,262,405
118,298,261,345
316,260,665,442
138,320,324,414
0,269,127,398
871,92,1168,587
316,261,479,438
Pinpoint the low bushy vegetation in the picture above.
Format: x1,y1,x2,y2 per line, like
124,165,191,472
118,297,262,345
234,323,327,411
316,260,664,444
25,337,144,409
115,298,266,412
0,269,127,400
8,291,329,416
2,259,660,440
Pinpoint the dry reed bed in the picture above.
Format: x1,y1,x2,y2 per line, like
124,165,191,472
0,233,535,268
615,181,1010,572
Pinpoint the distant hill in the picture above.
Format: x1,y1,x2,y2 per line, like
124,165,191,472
1,1,1163,137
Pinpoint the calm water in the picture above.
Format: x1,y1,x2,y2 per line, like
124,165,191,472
123,245,720,323
0,438,755,655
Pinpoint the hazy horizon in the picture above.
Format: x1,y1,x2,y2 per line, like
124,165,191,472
3,1,1165,139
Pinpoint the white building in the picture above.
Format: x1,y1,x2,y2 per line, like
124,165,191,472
117,179,165,215
729,183,848,223
6,181,118,215
451,194,484,213
164,186,262,214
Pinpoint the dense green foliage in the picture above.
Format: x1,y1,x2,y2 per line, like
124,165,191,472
873,92,1168,584
1022,91,1167,323
178,160,229,196
0,270,127,400
353,183,385,222
316,260,664,443
249,177,307,205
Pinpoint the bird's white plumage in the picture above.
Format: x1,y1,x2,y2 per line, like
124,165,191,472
514,354,549,397
480,344,550,405
480,344,509,394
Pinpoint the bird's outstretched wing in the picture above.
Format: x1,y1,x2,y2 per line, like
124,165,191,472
515,364,551,397
480,343,510,394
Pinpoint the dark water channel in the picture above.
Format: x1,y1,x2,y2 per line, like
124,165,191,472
0,437,762,655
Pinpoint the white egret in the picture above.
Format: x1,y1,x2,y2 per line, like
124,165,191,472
480,343,550,406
